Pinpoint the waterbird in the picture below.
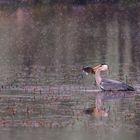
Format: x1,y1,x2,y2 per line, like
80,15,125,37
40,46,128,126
83,64,135,91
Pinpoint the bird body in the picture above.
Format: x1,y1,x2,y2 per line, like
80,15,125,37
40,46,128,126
83,64,135,91
101,79,135,91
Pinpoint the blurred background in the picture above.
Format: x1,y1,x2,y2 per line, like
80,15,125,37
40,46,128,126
0,1,139,140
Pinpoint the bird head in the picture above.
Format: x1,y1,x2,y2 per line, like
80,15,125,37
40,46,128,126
82,64,108,74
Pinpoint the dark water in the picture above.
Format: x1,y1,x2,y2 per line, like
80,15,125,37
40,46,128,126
0,4,140,140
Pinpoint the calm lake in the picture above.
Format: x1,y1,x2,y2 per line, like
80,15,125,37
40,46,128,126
0,3,139,140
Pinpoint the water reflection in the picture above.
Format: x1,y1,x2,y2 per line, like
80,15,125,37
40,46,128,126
0,4,140,140
84,93,109,117
0,90,139,140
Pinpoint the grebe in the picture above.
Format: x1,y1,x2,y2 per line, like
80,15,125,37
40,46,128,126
83,64,135,91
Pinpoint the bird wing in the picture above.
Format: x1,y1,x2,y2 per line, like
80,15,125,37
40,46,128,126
101,79,135,91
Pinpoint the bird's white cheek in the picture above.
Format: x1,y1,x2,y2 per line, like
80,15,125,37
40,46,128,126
83,71,89,75
85,72,89,75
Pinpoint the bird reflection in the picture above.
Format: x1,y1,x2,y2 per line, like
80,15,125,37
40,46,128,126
84,94,109,118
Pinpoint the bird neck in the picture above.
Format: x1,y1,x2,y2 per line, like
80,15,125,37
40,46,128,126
95,70,102,86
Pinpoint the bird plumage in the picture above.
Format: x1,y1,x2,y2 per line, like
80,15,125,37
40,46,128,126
83,64,135,91
101,79,135,91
